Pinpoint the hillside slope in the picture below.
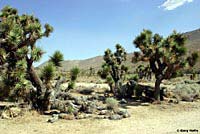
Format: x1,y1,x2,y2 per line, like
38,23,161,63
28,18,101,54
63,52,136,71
38,29,200,72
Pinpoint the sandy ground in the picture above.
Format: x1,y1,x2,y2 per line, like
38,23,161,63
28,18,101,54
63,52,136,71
61,82,110,90
0,101,200,134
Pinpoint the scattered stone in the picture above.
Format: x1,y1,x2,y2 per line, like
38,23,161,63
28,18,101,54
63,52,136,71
120,99,127,104
96,105,106,111
1,107,22,119
95,115,108,119
109,114,122,120
51,100,66,112
1,112,10,119
152,101,161,105
117,109,130,118
79,89,94,95
47,89,131,121
76,113,92,119
0,102,18,110
86,104,97,114
44,109,60,115
9,107,22,117
76,114,85,119
74,97,84,105
47,114,59,123
99,110,109,115
59,113,75,120
86,114,93,118
65,101,80,114
90,93,99,100
141,103,150,106
168,99,179,104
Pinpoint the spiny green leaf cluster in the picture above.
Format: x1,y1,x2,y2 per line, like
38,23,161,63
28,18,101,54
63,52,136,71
49,50,64,67
41,62,56,85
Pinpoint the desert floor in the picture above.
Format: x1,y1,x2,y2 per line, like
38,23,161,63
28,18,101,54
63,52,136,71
0,100,200,134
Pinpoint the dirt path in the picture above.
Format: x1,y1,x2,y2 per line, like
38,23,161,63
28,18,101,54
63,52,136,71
0,101,200,134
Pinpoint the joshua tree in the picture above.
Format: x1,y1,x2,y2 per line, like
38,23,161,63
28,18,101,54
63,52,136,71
0,6,53,109
40,51,64,110
136,65,145,79
40,62,56,110
41,63,56,86
49,50,64,67
133,29,199,101
89,67,95,76
135,65,152,80
67,67,80,90
98,44,128,96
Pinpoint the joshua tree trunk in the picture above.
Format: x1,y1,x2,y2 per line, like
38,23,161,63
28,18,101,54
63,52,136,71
108,83,114,93
114,80,122,97
28,65,44,96
154,78,162,101
27,64,46,110
43,84,52,111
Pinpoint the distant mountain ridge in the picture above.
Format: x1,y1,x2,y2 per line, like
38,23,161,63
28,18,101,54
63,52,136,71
38,29,200,72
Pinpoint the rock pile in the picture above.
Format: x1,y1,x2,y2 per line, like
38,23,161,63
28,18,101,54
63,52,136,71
46,93,131,122
0,107,22,119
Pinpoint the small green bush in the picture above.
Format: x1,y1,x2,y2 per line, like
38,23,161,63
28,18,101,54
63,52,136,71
173,83,200,101
127,74,139,82
67,106,75,114
106,97,118,110
67,81,75,90
70,67,80,81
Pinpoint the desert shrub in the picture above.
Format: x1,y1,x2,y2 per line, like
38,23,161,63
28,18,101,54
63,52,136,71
127,74,139,82
67,81,75,90
96,80,103,84
70,67,80,81
173,83,200,101
171,70,184,78
106,98,118,110
67,106,75,114
67,67,80,90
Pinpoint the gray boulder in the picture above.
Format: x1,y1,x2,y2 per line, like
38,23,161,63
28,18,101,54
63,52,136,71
109,114,122,120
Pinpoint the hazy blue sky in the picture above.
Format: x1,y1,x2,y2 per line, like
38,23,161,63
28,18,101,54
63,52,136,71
0,0,200,66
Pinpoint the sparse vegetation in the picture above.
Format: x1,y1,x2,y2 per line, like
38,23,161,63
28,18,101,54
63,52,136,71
106,97,118,110
173,82,200,102
67,67,80,90
0,4,200,134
